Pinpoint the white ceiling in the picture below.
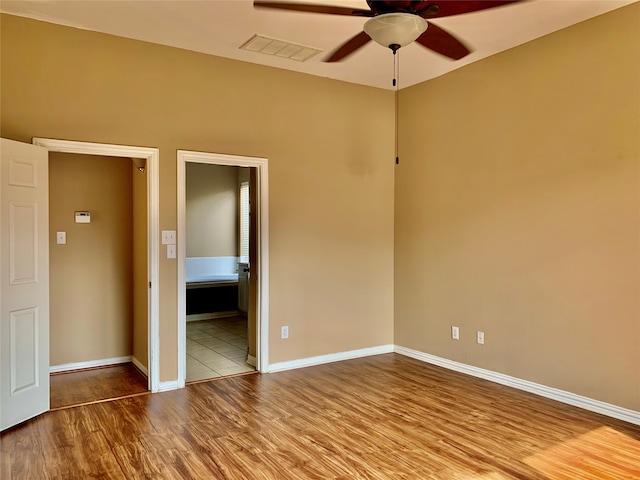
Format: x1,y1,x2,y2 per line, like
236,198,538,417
0,0,635,90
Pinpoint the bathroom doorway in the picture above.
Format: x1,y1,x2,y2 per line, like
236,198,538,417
184,163,253,381
176,151,269,387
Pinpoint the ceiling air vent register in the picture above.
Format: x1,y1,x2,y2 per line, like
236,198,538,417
240,34,322,62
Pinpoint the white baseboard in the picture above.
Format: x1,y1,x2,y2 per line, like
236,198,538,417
395,345,640,426
50,355,131,374
268,344,394,373
158,380,180,392
130,356,148,377
246,354,257,367
186,311,240,322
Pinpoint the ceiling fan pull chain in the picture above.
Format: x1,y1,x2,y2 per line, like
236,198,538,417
394,49,400,165
393,48,397,88
396,48,400,88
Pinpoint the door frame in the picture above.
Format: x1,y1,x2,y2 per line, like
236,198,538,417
32,138,161,392
177,150,269,388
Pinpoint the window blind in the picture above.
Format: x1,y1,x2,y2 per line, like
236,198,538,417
240,181,250,263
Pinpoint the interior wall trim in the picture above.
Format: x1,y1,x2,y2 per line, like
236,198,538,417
131,356,149,377
394,345,640,426
268,344,395,373
246,354,257,367
186,311,239,322
50,356,131,374
158,380,179,392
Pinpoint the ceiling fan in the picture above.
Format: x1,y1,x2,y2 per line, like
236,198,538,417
254,0,524,62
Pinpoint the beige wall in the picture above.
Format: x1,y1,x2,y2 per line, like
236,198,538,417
0,14,395,379
186,163,238,257
8,7,634,410
395,4,640,410
132,161,148,370
49,153,133,365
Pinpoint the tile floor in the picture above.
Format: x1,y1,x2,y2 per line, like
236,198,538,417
186,316,255,382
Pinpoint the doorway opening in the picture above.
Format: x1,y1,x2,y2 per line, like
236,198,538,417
47,152,149,408
177,150,269,388
32,138,160,396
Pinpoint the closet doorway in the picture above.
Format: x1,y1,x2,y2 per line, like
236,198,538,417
177,151,269,387
33,138,160,400
47,152,148,408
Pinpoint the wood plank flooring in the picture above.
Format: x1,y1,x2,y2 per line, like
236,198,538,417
50,363,149,410
3,354,640,479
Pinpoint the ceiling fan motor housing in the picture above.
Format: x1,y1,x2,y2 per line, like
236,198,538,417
367,0,439,15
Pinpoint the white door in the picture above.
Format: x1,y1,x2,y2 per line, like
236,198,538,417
0,138,49,431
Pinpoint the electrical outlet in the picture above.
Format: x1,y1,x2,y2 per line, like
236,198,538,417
477,331,485,345
281,326,289,339
451,326,459,340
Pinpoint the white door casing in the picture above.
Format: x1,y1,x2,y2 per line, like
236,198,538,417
32,138,161,392
0,138,50,431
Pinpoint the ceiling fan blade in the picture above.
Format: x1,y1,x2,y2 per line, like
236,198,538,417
416,23,470,60
419,1,524,18
254,1,373,17
325,31,372,62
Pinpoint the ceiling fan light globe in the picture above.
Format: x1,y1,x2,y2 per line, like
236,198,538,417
363,13,428,49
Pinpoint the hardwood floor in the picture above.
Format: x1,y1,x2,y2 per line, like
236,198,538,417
50,363,149,410
3,354,639,479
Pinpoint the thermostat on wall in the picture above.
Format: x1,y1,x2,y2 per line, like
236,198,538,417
75,211,91,223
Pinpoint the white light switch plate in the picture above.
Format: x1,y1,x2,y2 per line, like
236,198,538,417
56,232,66,245
162,230,176,245
167,244,176,259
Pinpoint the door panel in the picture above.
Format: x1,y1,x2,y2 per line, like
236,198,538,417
10,202,38,284
10,308,39,393
1,138,49,431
